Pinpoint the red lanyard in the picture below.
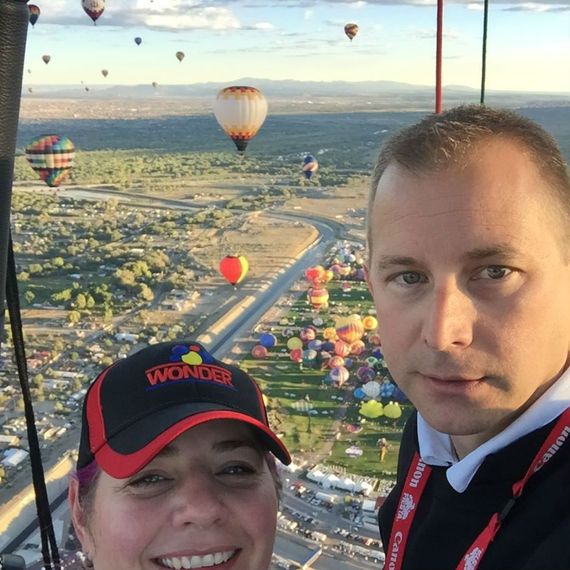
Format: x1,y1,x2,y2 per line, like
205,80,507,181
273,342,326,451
384,407,570,570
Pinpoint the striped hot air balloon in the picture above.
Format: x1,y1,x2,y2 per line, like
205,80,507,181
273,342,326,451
219,255,249,286
307,287,329,309
26,134,75,188
344,23,359,41
213,86,268,154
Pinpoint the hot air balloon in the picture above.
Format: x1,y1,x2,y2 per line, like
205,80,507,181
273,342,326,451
134,37,142,46
344,23,359,41
28,4,40,27
219,255,248,286
213,86,268,154
27,69,32,74
305,265,325,285
25,134,75,188
335,316,365,344
302,155,319,180
42,55,50,65
251,345,268,359
384,401,403,420
287,337,303,351
362,315,378,331
85,86,90,92
176,51,185,62
299,327,317,343
259,333,277,349
28,88,33,94
82,0,105,24
152,81,158,88
329,366,349,386
307,287,329,310
359,400,384,419
101,69,108,78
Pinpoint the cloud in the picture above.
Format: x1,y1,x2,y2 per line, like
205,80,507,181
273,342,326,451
501,2,570,10
304,9,314,19
407,26,461,40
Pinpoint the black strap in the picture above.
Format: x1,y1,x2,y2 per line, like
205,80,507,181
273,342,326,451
6,232,61,570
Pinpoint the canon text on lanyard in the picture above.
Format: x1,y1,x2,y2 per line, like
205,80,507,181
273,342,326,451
384,407,570,570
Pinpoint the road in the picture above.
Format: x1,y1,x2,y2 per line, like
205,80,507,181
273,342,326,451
3,187,370,567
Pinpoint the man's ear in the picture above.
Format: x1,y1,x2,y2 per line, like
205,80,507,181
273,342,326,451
68,476,94,554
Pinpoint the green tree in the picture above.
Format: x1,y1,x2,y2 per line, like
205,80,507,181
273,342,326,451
24,290,35,305
68,311,81,325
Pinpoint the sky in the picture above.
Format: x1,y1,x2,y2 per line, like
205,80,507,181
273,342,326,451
24,0,570,92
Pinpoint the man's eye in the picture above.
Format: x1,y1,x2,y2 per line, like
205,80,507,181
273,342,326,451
392,272,424,285
479,266,512,280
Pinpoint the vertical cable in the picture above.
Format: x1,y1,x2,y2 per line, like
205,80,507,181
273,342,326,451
481,0,490,105
435,0,444,113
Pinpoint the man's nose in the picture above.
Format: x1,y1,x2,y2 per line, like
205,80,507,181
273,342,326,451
421,280,475,351
170,472,227,528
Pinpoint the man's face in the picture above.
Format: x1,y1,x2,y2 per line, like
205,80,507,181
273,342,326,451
366,139,570,443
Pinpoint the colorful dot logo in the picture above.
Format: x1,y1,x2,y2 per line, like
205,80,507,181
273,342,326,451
170,344,214,365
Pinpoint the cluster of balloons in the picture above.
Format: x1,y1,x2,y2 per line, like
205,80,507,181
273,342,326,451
249,310,406,423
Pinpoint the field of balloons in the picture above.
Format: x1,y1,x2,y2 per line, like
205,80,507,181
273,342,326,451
240,243,412,477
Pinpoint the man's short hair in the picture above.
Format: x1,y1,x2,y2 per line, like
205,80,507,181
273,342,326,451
367,105,570,248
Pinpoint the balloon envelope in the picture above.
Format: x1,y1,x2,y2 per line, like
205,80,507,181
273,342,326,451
82,0,105,23
42,55,50,65
28,4,40,27
101,69,108,78
26,134,75,188
259,333,277,349
176,51,185,62
302,155,319,180
344,23,359,41
214,86,267,154
219,255,248,286
134,37,142,46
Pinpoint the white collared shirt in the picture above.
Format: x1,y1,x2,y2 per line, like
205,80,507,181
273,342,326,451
417,366,570,493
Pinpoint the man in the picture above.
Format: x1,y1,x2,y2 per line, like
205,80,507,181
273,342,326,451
365,105,570,569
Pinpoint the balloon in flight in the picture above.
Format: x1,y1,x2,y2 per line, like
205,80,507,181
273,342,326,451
213,86,268,154
101,69,109,78
42,55,50,65
82,0,105,24
219,255,249,286
344,23,359,41
28,4,40,27
152,81,158,89
176,51,185,62
134,37,142,46
303,155,319,180
26,134,76,188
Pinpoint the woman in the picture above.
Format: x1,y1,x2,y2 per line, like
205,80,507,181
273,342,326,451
68,340,291,570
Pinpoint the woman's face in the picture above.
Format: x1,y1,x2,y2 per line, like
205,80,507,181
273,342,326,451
70,420,279,570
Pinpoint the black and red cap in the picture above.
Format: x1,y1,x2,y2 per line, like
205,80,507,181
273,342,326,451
77,340,291,478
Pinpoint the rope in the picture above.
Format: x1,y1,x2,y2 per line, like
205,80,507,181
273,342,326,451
5,232,61,570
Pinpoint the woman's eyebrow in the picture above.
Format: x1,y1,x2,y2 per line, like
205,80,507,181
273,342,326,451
212,439,260,453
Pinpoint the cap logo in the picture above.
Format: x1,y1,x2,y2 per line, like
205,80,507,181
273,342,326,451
144,344,234,388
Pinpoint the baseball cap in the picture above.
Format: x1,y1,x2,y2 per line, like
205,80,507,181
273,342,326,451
77,340,291,478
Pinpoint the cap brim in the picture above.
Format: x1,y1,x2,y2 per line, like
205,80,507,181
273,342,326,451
94,406,291,478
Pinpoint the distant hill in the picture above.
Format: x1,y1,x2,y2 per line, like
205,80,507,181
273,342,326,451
23,78,570,110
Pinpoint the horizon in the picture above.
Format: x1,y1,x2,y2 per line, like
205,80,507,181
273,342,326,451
24,1,570,93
